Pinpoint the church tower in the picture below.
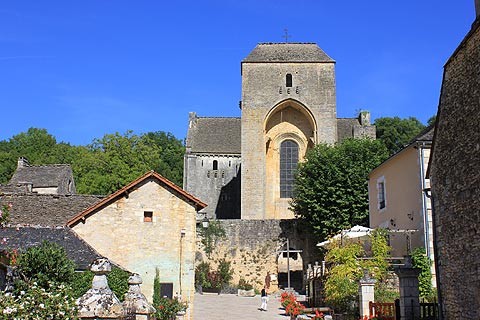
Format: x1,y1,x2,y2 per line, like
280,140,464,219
240,43,337,219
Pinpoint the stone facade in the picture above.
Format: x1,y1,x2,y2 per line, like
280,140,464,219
69,171,205,320
184,43,375,220
429,16,480,320
196,219,320,292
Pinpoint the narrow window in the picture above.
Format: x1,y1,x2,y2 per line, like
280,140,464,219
280,140,299,198
213,160,218,170
286,73,293,87
377,178,386,210
144,211,153,222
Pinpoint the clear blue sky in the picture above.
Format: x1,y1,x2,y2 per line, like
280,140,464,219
0,1,475,145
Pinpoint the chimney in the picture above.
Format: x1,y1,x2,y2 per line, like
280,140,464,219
17,157,29,168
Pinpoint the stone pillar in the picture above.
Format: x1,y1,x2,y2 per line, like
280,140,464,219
394,258,421,320
358,271,376,318
123,273,156,320
76,258,125,319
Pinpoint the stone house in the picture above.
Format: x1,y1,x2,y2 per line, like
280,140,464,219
1,157,76,194
429,3,480,319
184,42,376,221
368,126,436,286
67,171,206,319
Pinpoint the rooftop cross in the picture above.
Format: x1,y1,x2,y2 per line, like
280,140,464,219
282,29,291,43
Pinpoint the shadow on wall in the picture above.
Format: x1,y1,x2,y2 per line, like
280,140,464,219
215,168,241,219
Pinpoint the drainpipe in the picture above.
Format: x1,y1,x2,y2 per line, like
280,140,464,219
424,188,443,320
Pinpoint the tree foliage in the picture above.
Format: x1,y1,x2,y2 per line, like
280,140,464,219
411,247,435,300
0,128,185,195
16,241,76,289
291,138,389,241
324,229,397,312
374,116,426,155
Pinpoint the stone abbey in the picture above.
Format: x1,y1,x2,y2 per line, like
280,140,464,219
184,43,375,220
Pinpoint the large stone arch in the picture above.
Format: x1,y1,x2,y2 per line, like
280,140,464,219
264,99,316,219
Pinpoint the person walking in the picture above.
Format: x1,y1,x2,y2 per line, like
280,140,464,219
259,286,268,311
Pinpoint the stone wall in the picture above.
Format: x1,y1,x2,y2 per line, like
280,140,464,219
72,178,197,320
241,62,337,220
196,219,321,292
430,21,480,320
184,154,241,219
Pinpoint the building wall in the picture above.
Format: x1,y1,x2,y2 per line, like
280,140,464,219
241,62,337,219
72,178,197,319
369,147,426,256
196,219,320,292
184,154,241,219
430,22,480,320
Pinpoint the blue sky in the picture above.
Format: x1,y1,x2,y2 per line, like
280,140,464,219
0,1,475,145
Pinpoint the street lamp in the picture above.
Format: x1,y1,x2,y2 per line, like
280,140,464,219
202,214,209,229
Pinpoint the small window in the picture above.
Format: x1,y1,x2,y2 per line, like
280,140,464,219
144,211,153,222
377,178,386,210
286,73,293,87
213,160,218,170
160,283,174,298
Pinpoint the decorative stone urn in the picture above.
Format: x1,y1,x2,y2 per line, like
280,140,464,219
76,258,125,319
123,273,156,320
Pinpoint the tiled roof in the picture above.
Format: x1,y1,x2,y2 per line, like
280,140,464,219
242,43,334,63
67,171,207,227
0,226,102,270
0,194,103,227
8,164,75,194
186,117,241,154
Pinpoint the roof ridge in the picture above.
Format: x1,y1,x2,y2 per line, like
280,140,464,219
198,116,241,119
258,42,317,45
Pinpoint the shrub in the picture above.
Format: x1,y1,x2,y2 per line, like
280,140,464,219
0,281,78,319
16,241,75,289
195,261,211,289
411,247,435,300
70,266,130,301
238,277,253,290
154,297,187,320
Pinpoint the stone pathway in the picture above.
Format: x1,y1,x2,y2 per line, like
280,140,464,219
193,292,288,320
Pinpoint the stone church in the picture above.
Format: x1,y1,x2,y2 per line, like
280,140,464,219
184,43,375,220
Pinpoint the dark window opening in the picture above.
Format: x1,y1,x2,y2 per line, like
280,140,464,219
286,73,293,87
144,211,153,222
378,181,386,209
160,283,174,298
213,160,218,170
280,140,299,198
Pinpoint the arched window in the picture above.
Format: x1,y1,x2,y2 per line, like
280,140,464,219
280,140,299,198
213,160,218,170
286,73,293,87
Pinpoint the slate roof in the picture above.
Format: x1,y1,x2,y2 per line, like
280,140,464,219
411,125,434,143
242,43,334,63
67,171,207,227
0,194,103,227
186,117,241,154
0,226,102,270
8,164,75,194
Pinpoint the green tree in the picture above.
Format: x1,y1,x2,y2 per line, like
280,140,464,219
16,241,75,289
291,138,388,241
427,115,436,127
374,116,426,155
